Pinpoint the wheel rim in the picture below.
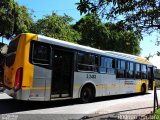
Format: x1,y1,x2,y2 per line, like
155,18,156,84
81,87,93,102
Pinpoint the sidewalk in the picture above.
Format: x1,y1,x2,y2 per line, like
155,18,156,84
82,93,156,119
84,107,153,120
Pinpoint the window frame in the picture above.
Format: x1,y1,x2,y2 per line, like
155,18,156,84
141,64,147,79
116,59,126,79
135,63,141,79
99,56,116,74
30,41,52,66
77,51,100,72
126,61,135,79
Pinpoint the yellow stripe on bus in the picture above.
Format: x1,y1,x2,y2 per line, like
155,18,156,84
74,86,81,89
21,80,148,91
96,84,134,89
22,87,50,90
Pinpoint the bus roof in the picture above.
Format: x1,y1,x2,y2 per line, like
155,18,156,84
36,34,152,65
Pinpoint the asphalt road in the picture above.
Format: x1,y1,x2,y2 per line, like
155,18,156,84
0,90,159,120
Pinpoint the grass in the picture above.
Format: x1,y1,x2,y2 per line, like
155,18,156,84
152,108,160,120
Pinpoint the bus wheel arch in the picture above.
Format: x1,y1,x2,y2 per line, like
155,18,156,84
141,83,146,94
80,83,96,103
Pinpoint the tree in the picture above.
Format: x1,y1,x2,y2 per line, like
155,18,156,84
73,14,141,55
76,0,160,33
0,0,33,39
31,13,80,43
73,14,106,48
105,22,141,55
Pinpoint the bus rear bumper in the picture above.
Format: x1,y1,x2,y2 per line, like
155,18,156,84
5,89,30,100
5,89,16,98
5,89,47,101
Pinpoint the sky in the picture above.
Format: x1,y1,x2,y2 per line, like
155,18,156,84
5,0,160,68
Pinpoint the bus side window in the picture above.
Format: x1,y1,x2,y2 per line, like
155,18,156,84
135,63,141,79
116,60,126,78
77,52,96,72
126,62,134,79
141,64,147,79
30,41,51,65
99,57,106,73
105,57,115,74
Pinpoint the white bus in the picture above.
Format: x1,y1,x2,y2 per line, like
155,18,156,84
4,33,155,102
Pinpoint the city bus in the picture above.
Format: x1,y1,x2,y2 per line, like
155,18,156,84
3,33,155,102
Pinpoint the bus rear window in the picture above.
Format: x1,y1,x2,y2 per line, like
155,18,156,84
6,37,19,67
7,37,19,54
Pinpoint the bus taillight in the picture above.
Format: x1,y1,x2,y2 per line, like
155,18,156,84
14,67,23,91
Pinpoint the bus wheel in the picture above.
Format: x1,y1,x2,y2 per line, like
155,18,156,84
141,84,146,94
80,85,95,103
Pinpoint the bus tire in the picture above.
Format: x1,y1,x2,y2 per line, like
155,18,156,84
80,84,95,103
141,84,146,94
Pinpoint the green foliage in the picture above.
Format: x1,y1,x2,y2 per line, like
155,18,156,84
73,14,141,55
76,0,160,33
0,0,33,39
0,1,141,55
73,14,104,48
107,30,141,55
14,6,33,36
153,108,160,119
31,13,80,43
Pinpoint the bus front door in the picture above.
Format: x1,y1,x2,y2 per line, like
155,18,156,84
148,67,154,90
51,49,74,98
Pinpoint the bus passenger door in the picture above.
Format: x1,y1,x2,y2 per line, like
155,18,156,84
51,49,74,98
148,67,154,90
